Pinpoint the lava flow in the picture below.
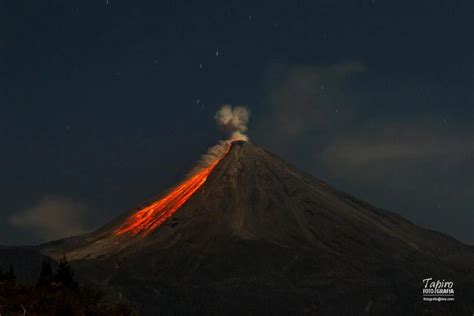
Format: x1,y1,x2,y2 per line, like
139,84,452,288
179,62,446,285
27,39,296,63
113,143,230,236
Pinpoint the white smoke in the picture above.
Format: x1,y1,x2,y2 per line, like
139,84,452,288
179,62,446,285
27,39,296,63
188,104,251,175
215,104,250,141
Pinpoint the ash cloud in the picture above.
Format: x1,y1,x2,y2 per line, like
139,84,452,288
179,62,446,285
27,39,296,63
8,195,88,242
189,104,251,175
215,104,250,141
187,104,250,177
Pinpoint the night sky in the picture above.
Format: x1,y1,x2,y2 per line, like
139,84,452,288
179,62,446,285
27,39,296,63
1,1,472,245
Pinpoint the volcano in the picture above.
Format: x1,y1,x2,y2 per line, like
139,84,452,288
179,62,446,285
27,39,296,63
37,141,474,314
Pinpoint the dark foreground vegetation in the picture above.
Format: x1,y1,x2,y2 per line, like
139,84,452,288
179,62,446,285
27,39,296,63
0,256,137,315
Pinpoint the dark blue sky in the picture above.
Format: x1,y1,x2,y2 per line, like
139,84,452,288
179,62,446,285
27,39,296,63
1,0,472,244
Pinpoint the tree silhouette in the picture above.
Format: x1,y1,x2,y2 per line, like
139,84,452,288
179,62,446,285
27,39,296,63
40,259,53,278
0,261,137,314
0,264,17,284
37,258,53,286
54,255,77,288
6,264,16,282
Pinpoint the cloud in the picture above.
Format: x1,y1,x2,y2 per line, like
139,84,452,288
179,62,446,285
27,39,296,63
318,121,474,206
215,104,250,141
9,195,88,241
318,122,474,243
256,61,472,193
254,61,473,243
258,61,364,146
322,122,473,177
188,105,251,176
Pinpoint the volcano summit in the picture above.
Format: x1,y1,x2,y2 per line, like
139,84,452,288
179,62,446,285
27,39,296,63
36,140,474,315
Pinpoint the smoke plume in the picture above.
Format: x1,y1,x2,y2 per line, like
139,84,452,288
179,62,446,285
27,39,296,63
189,104,251,175
215,104,250,141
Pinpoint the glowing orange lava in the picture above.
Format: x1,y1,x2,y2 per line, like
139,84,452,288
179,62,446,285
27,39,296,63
113,144,229,236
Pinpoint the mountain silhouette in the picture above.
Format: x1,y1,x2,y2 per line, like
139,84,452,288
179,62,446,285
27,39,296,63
22,141,474,314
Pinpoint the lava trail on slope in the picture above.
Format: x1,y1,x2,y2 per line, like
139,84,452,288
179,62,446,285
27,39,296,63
112,143,230,236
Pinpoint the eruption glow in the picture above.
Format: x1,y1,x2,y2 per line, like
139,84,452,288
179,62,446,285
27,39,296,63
113,143,230,236
113,104,249,237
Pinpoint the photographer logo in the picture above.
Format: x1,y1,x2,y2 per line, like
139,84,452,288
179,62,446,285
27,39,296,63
422,278,455,302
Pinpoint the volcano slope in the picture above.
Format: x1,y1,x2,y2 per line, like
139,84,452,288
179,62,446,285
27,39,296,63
41,141,474,315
